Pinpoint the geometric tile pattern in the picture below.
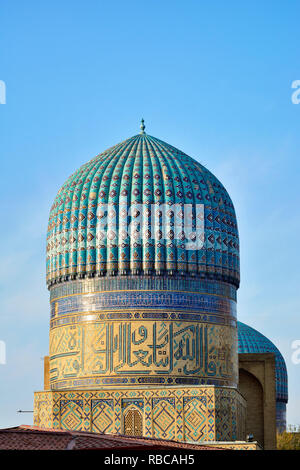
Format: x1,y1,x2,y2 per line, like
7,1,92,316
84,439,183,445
34,392,53,429
215,396,232,441
183,397,207,441
34,386,246,443
51,290,237,318
91,399,114,434
152,398,176,440
50,276,237,303
214,388,246,441
60,400,84,431
122,399,144,412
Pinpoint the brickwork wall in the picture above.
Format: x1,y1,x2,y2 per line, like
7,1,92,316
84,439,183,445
238,353,277,450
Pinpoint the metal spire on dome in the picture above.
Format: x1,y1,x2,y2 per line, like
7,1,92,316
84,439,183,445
140,118,146,134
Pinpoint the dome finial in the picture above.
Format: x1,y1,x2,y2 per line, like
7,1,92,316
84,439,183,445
140,118,146,134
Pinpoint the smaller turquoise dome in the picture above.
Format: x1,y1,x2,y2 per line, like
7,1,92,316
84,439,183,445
237,322,288,403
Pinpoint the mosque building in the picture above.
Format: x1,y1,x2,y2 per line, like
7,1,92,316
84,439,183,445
237,322,288,438
33,121,288,450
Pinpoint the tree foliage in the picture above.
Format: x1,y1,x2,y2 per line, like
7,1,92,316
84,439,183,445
277,431,300,450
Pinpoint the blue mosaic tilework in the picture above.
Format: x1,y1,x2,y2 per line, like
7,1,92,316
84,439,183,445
50,312,236,329
50,290,236,318
122,398,144,411
47,133,239,288
34,386,246,442
152,397,176,439
50,277,237,302
50,375,233,390
50,309,236,330
276,401,287,433
91,399,114,433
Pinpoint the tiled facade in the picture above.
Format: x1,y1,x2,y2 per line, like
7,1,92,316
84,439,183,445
36,271,246,444
48,278,238,391
34,130,269,448
34,386,246,443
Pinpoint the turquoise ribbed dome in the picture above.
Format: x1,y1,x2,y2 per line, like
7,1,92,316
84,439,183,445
47,133,239,286
238,321,288,403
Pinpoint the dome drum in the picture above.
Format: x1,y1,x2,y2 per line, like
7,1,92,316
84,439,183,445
49,276,238,390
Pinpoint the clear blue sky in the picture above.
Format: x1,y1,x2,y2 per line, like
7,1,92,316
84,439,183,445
1,0,300,427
